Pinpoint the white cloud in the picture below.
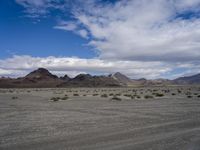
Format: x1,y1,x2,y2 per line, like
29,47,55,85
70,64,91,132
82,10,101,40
54,21,78,31
66,0,200,62
77,29,88,38
54,21,89,38
15,0,65,18
175,0,200,10
16,0,200,61
14,0,200,78
0,55,174,79
0,69,13,76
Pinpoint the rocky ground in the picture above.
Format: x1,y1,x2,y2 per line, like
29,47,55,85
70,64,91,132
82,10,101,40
1,86,200,150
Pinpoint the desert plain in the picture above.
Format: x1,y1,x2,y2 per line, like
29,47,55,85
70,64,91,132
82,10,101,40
1,86,200,150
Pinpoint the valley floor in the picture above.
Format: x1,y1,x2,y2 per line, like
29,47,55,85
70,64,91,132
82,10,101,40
0,87,200,150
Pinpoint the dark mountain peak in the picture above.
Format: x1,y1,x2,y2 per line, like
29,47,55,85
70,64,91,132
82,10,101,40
60,74,71,81
113,72,123,76
38,68,48,71
25,68,58,79
28,68,49,75
73,74,93,81
112,72,129,78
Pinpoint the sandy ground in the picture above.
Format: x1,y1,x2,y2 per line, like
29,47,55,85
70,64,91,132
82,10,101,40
1,87,200,150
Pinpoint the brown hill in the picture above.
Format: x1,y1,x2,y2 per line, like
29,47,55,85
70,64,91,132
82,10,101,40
0,68,62,88
0,68,121,88
59,74,120,87
1,68,199,88
25,68,58,80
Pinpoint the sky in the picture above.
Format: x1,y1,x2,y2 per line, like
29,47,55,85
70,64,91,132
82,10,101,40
1,0,200,79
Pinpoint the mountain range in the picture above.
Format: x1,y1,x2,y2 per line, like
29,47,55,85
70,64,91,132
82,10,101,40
0,68,200,88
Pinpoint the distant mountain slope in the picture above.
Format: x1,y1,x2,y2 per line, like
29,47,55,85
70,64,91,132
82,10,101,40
110,72,133,85
0,68,200,88
25,68,58,80
59,74,120,87
0,68,62,88
173,73,200,84
0,69,121,88
110,73,171,86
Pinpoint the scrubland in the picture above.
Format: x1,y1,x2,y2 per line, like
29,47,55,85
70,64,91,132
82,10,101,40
1,86,200,150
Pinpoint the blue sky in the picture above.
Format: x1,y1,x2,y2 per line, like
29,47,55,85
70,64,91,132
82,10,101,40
1,0,200,79
0,0,95,59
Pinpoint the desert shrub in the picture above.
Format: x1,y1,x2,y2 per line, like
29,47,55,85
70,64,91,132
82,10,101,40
9,90,14,93
144,95,154,99
51,97,60,101
131,95,135,99
73,93,79,96
130,95,139,99
136,95,141,99
171,93,176,96
124,94,132,97
101,94,108,98
177,89,182,93
164,90,170,93
93,93,99,96
154,93,164,97
187,95,192,98
109,93,114,96
61,96,68,100
83,94,86,96
12,96,18,99
115,93,121,96
111,96,122,101
197,95,200,98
